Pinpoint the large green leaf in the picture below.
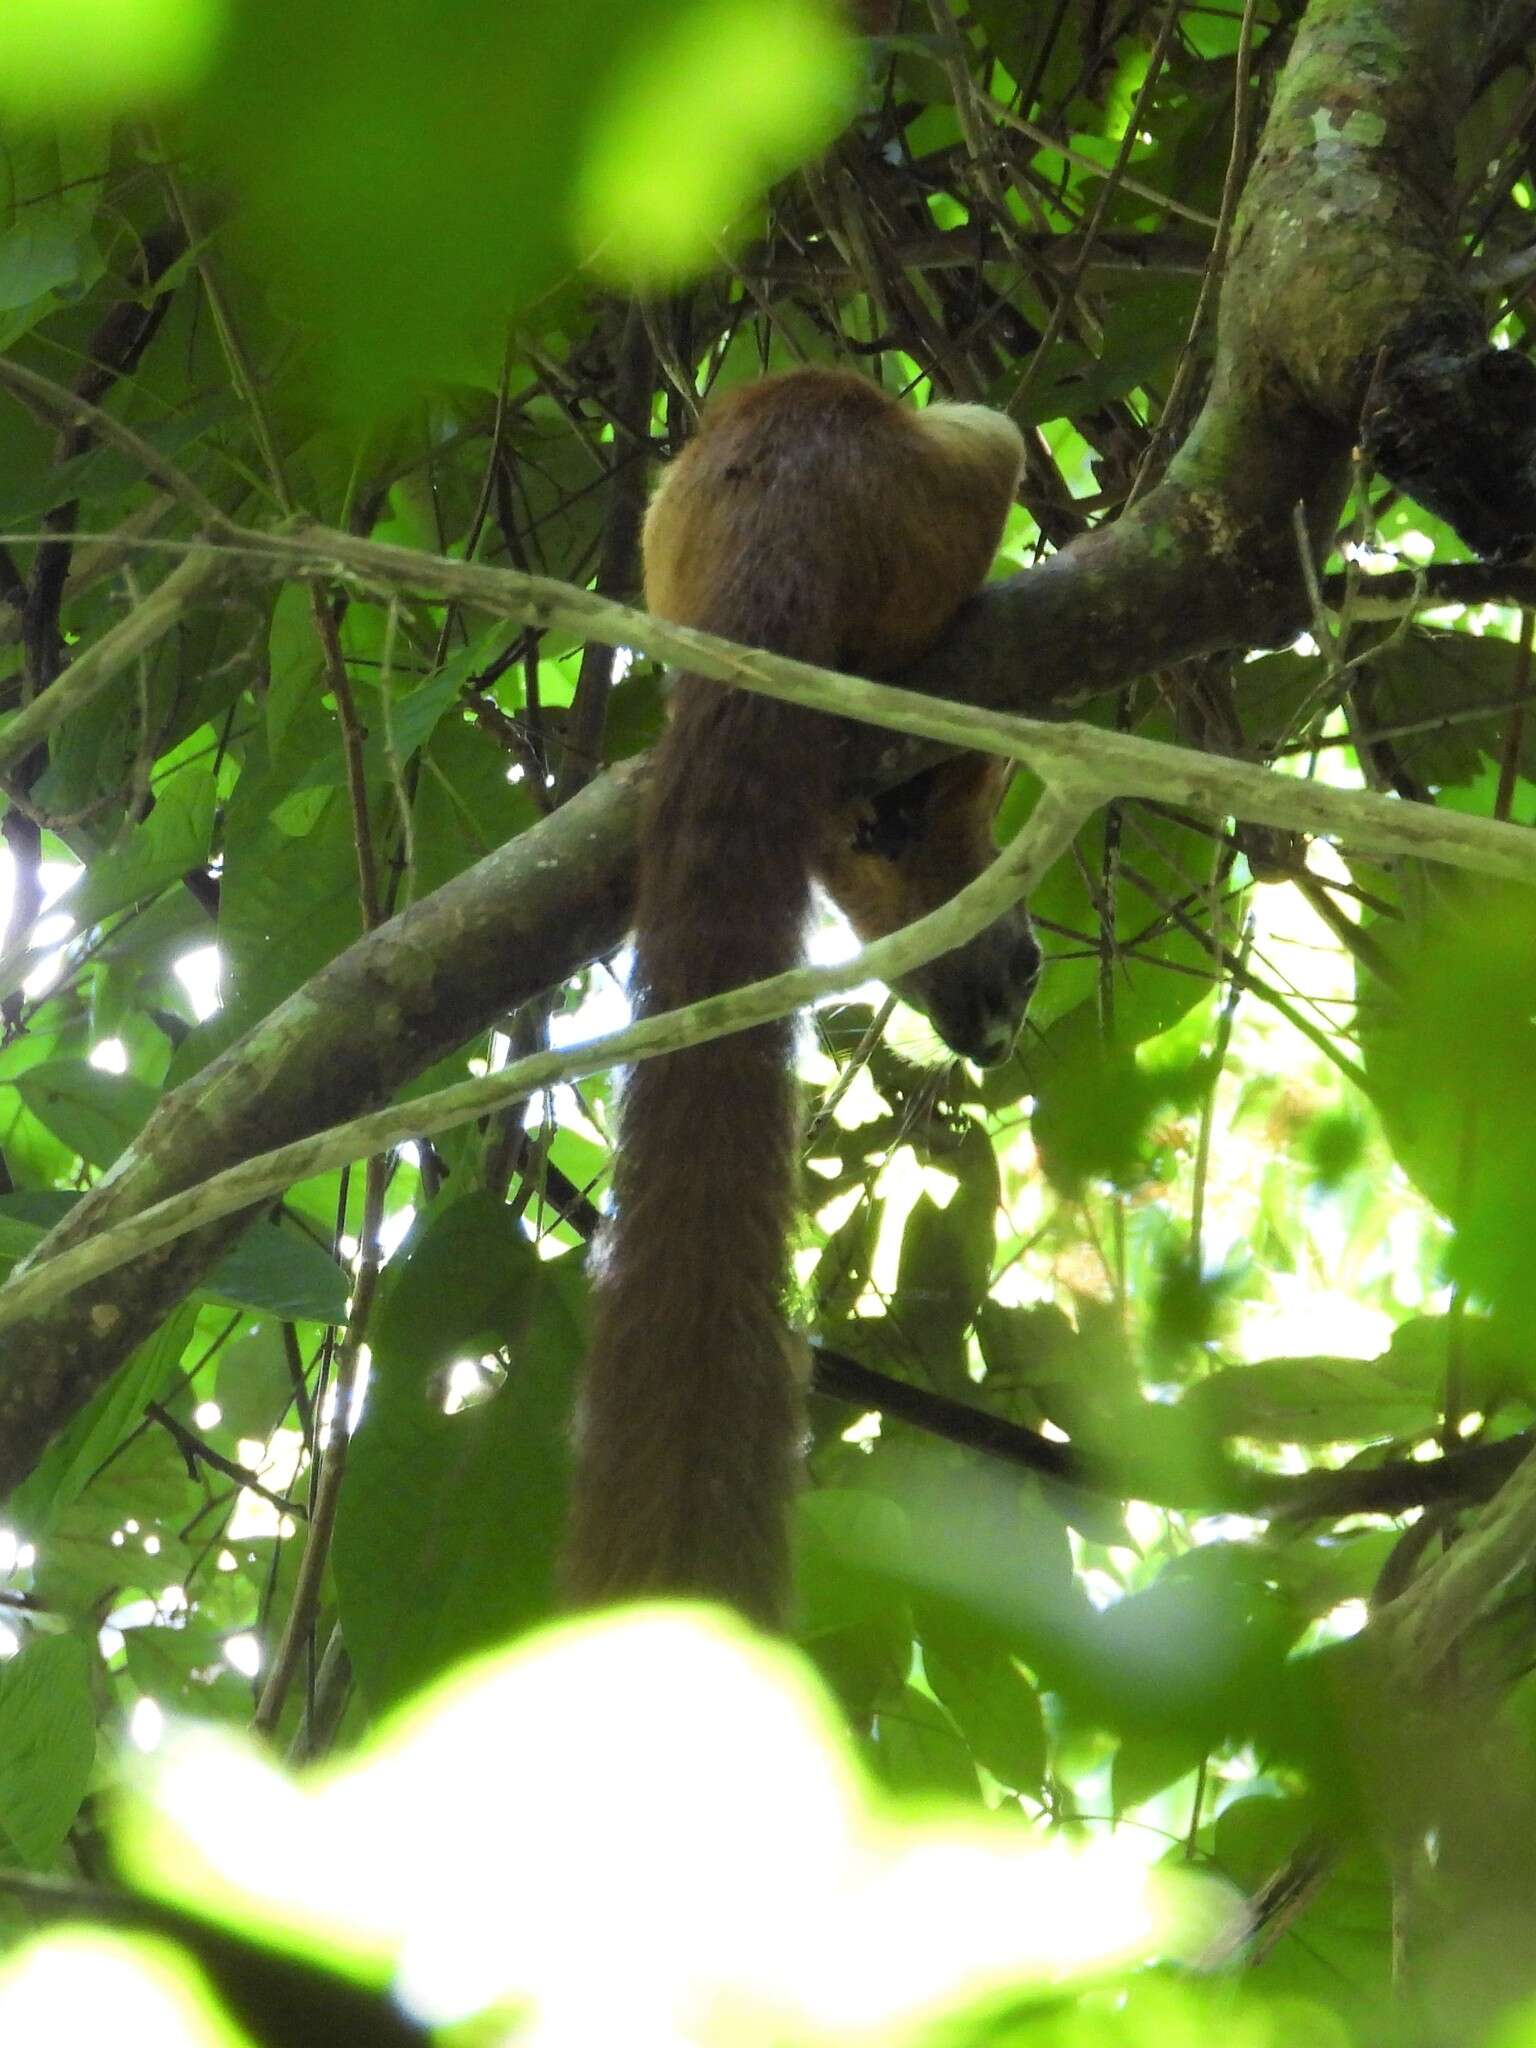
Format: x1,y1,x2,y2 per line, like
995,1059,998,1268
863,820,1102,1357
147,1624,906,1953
890,1118,1000,1394
1359,877,1536,1322
189,0,852,406
7,1303,196,1539
924,1635,1047,1797
1184,1350,1440,1446
866,1682,980,1801
204,1218,348,1323
1212,1794,1392,2026
0,1635,96,1866
0,125,108,347
333,1194,582,1710
12,1058,158,1170
65,757,218,929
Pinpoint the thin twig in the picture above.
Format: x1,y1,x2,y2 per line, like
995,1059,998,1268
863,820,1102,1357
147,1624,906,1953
252,1158,386,1738
0,790,1093,1328
0,358,225,529
0,547,225,780
145,1402,304,1517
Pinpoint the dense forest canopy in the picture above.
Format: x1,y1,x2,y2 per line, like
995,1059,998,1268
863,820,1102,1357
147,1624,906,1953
3,0,1536,2042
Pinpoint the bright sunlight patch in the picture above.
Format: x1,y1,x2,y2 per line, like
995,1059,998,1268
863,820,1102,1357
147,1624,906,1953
111,1605,1237,2045
0,1930,247,2048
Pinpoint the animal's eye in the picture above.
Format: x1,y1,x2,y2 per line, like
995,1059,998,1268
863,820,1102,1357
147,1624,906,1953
850,806,884,855
849,772,936,861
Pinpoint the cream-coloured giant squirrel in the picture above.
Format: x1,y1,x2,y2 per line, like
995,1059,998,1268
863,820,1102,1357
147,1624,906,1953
563,368,1037,1626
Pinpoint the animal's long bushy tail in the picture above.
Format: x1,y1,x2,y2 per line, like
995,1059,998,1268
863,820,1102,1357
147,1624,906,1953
561,680,829,1626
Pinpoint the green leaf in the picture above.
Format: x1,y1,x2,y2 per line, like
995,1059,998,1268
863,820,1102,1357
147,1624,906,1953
217,750,361,1028
794,1490,913,1721
30,1429,197,1616
64,766,218,928
122,1623,250,1721
578,0,857,284
1359,627,1536,791
867,1682,981,1801
1185,1349,1441,1445
0,1189,69,1268
1360,878,1536,1322
891,1119,999,1394
925,1639,1047,1796
1017,274,1198,426
203,1218,348,1323
1213,1796,1391,2022
190,0,699,405
263,580,322,757
0,397,228,522
4,0,219,117
1084,1547,1301,1746
13,1058,158,1169
1005,780,1231,1043
333,1194,582,1709
0,1635,95,1866
8,1304,196,1539
0,124,107,346
210,1316,298,1440
809,1190,880,1330
1111,1727,1201,1814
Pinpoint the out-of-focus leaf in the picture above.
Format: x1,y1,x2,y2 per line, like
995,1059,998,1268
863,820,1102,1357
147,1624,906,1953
1111,1727,1201,1814
1359,878,1536,1322
2,0,219,116
578,0,857,283
191,0,852,406
867,1682,980,1800
1184,1349,1438,1445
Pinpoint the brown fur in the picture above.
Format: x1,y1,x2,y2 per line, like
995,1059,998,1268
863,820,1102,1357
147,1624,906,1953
562,369,1030,1626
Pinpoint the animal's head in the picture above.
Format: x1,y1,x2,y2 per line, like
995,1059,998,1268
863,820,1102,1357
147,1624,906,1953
815,752,1041,1068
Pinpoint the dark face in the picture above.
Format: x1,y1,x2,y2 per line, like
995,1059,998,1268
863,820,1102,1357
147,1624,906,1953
896,904,1041,1066
816,756,1042,1066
